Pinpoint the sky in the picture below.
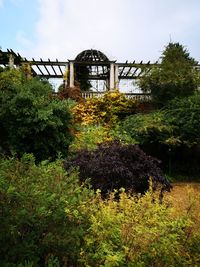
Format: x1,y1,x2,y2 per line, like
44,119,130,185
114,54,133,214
0,0,200,63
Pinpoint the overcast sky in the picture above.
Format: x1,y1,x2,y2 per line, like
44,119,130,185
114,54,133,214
0,0,200,63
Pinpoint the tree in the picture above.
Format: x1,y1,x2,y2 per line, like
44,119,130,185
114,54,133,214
165,93,200,147
139,42,199,106
0,69,73,161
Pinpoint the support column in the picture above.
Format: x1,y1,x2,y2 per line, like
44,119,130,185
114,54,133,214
9,54,14,69
110,62,115,90
69,61,74,87
63,64,68,88
115,64,119,89
105,78,109,91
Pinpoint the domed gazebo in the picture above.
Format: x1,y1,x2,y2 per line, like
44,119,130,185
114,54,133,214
68,49,118,91
75,49,109,62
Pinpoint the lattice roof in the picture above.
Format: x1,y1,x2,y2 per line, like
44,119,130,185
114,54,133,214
75,49,109,62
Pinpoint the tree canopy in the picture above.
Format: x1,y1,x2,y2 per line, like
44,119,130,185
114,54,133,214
0,69,73,161
139,42,199,106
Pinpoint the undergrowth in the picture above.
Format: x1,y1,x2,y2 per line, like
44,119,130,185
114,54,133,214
0,156,199,266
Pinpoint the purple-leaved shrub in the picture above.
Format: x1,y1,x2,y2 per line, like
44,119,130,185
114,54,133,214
65,141,172,197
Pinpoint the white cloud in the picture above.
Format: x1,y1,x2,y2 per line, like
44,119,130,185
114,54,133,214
30,0,200,62
33,0,124,60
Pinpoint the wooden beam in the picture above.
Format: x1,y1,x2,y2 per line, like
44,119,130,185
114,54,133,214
125,61,135,77
32,58,44,75
56,59,63,75
119,60,128,76
131,67,139,77
51,65,57,76
37,74,63,78
44,64,51,75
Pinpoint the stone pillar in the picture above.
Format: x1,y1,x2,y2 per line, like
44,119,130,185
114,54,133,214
115,64,119,89
63,64,68,88
69,61,74,87
110,62,115,90
9,54,14,69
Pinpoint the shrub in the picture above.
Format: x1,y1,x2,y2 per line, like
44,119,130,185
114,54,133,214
72,90,137,126
58,83,82,101
0,72,73,161
119,92,200,148
69,124,112,152
0,154,93,266
79,189,200,267
65,141,172,197
1,156,199,267
116,96,200,176
165,93,200,147
114,111,172,145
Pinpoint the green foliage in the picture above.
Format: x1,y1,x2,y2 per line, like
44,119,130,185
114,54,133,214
80,189,200,267
139,42,199,106
116,94,200,176
0,156,200,266
0,68,25,88
118,93,200,148
73,90,137,126
69,124,112,152
165,93,200,147
0,71,73,161
0,155,93,266
114,111,172,145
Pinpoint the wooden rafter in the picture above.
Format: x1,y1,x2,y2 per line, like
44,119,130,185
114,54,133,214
119,60,128,76
56,59,63,75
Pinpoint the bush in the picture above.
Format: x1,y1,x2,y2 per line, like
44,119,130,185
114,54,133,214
0,72,73,161
65,141,172,197
0,156,199,266
69,124,112,152
79,189,200,267
118,93,200,147
116,94,200,176
72,90,137,126
0,154,93,266
114,111,172,145
165,93,200,147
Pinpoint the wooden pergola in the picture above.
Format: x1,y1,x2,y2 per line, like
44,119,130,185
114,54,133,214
0,48,158,99
0,48,159,78
0,49,66,78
